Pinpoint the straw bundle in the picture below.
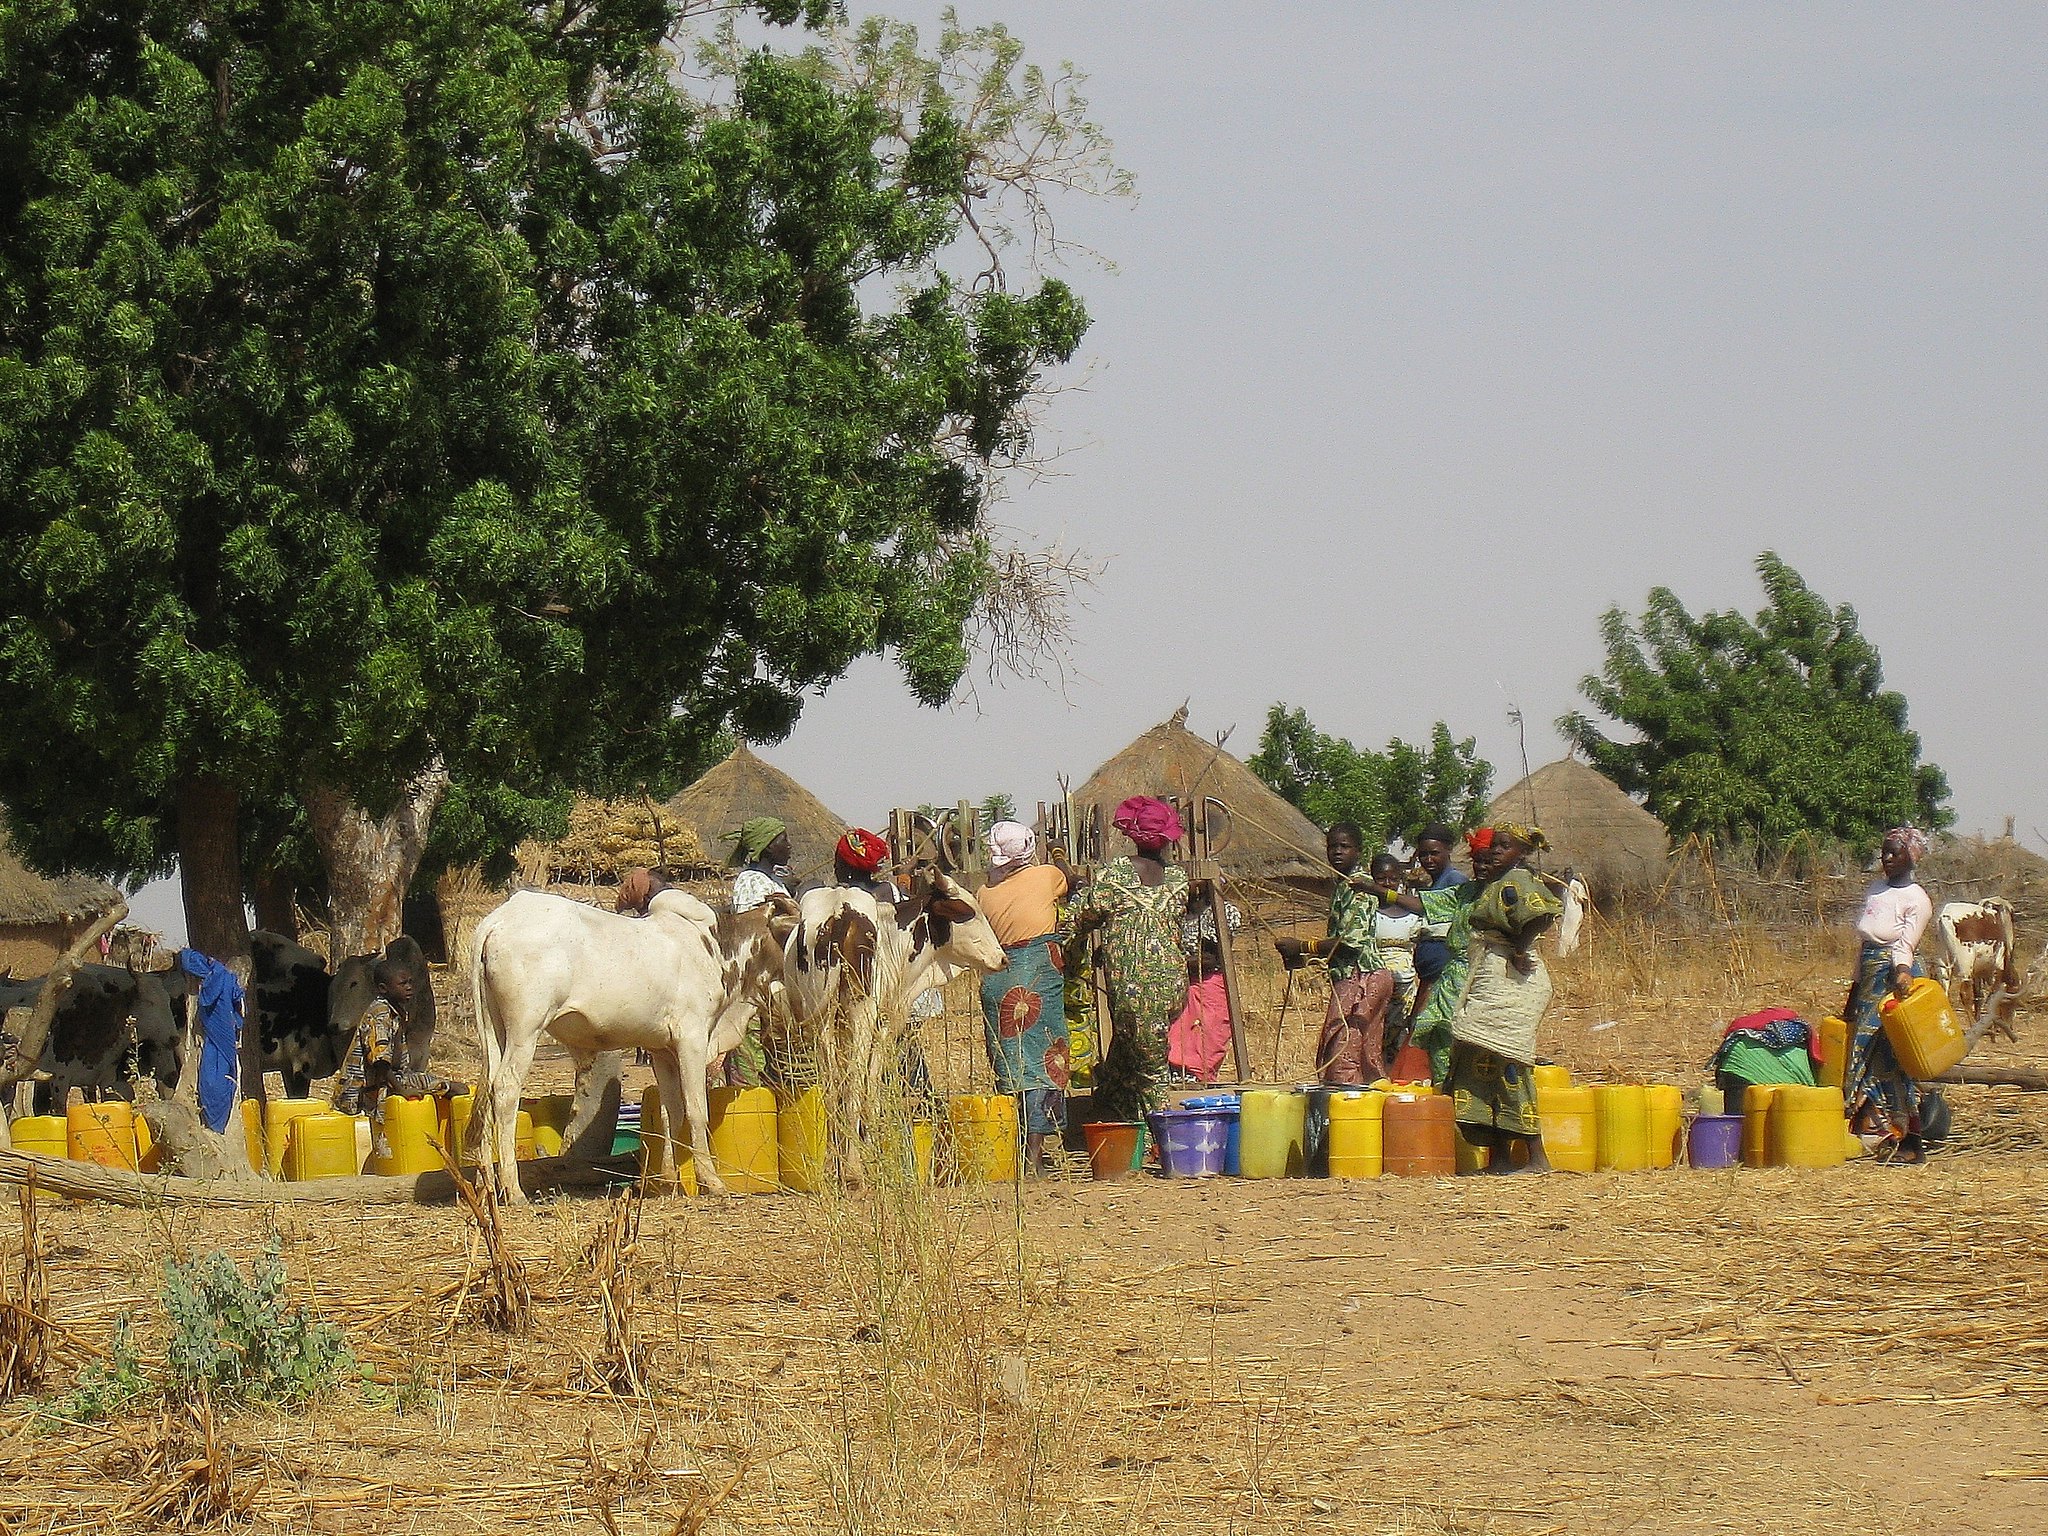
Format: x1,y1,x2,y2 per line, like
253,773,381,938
519,797,710,888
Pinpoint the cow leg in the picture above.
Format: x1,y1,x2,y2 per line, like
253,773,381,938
652,1045,725,1197
488,1024,541,1205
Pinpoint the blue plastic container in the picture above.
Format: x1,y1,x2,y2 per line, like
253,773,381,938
1687,1112,1743,1169
1149,1108,1231,1177
1180,1093,1241,1176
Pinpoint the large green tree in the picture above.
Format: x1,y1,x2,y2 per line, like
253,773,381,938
1249,707,1492,848
1559,553,1951,854
0,1,1109,959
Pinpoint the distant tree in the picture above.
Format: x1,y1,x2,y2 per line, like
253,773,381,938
977,793,1018,831
1558,553,1951,855
1249,709,1492,848
0,2,1115,961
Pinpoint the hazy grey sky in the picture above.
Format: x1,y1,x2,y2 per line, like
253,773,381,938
130,3,2046,939
767,0,2047,837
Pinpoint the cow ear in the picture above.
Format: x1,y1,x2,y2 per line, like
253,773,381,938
931,897,976,923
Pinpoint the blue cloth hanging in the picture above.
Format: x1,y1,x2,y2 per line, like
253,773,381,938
177,949,245,1134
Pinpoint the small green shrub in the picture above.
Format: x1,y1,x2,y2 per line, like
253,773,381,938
160,1241,354,1407
51,1317,147,1423
44,1242,357,1424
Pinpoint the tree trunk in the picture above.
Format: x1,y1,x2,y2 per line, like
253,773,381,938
175,775,261,1114
305,762,450,960
249,863,297,939
175,776,249,964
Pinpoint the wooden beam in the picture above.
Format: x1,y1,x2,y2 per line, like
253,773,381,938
0,1147,643,1208
1936,1064,2048,1092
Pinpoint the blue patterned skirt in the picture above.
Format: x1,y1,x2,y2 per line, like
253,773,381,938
981,935,1070,1135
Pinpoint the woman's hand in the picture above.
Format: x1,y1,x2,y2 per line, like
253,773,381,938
1275,937,1308,971
1890,965,1915,999
1509,949,1537,977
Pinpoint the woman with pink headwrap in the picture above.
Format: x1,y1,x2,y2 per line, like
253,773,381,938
1073,796,1190,1124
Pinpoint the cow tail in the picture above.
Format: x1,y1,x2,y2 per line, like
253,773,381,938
471,915,501,1105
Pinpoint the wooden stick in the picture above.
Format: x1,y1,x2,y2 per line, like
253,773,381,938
1936,1064,2048,1091
1269,967,1296,1081
1207,880,1250,1082
0,1147,642,1208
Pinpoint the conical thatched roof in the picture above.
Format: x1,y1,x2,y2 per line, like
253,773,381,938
1073,710,1331,897
663,745,847,879
1488,759,1669,894
0,821,122,928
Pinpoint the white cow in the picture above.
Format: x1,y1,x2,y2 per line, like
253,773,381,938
470,889,791,1201
1933,897,2022,1046
783,870,1006,1184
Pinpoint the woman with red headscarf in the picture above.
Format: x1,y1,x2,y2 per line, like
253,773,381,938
1073,796,1190,1125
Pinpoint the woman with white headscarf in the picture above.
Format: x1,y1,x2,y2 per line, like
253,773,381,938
978,820,1076,1172
1842,826,1938,1160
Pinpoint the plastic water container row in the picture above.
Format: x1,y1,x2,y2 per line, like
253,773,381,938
631,1087,1027,1195
1142,1069,1864,1179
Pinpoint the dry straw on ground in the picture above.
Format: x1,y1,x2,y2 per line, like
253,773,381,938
1,875,2043,1533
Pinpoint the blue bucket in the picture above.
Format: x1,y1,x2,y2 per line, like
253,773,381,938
1179,1093,1241,1176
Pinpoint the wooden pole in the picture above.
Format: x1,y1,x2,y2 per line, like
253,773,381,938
0,1145,642,1208
1207,880,1250,1082
1936,1064,2048,1092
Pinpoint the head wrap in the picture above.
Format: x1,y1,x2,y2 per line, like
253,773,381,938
616,867,657,915
1464,826,1496,852
1112,796,1184,851
1492,821,1549,853
988,820,1036,869
836,828,889,873
1883,826,1930,861
725,815,787,867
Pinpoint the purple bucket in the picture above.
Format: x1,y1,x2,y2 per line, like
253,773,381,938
1687,1113,1743,1169
1149,1108,1231,1178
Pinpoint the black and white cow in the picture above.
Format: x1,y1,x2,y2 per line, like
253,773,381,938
0,964,190,1114
249,931,437,1097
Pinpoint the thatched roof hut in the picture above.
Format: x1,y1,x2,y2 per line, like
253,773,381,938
663,745,848,881
0,821,123,974
1072,710,1331,911
1487,758,1670,896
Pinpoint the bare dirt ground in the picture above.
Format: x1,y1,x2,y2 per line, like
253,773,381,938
1,923,2044,1534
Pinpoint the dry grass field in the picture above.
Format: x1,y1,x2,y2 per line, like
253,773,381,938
1,908,2043,1534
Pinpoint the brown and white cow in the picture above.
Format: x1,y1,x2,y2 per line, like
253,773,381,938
470,889,793,1201
1933,897,2023,1045
783,870,1006,1184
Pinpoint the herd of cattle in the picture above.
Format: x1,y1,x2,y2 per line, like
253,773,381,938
470,869,1006,1199
0,932,433,1115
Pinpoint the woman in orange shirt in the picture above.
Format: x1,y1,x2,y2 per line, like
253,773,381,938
978,820,1077,1173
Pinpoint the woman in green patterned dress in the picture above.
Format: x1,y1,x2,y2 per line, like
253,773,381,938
1376,827,1490,1084
1074,796,1191,1124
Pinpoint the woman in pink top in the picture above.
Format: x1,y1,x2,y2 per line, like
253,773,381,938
1842,827,1937,1160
